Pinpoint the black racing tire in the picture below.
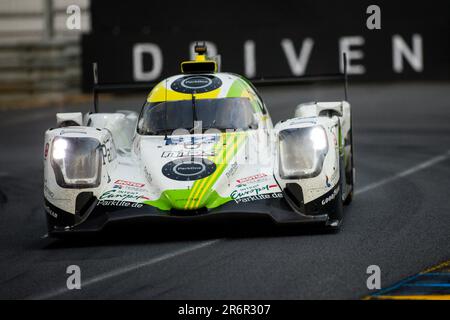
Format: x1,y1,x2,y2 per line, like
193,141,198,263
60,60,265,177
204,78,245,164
323,154,345,233
344,189,353,206
344,107,355,205
325,145,348,232
324,183,344,232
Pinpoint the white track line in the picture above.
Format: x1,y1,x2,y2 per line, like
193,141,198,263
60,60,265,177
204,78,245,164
30,239,221,300
355,150,450,195
32,150,450,299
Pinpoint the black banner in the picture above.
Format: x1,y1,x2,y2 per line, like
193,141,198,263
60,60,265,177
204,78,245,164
0,300,433,318
81,0,450,91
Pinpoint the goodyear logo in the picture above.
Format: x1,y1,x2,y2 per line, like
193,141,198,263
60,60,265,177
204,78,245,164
321,186,340,206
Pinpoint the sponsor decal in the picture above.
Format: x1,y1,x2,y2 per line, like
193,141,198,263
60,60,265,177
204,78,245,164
164,135,218,146
43,180,69,201
144,166,152,183
161,150,215,158
321,186,340,206
236,173,268,185
162,157,216,181
97,200,144,208
112,184,143,192
171,75,222,94
44,183,55,199
234,192,283,204
101,143,116,164
114,180,145,188
99,189,149,203
44,143,49,159
181,76,212,89
231,183,278,200
44,204,58,218
225,161,238,179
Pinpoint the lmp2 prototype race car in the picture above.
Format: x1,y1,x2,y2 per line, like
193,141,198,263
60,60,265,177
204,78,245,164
43,44,354,236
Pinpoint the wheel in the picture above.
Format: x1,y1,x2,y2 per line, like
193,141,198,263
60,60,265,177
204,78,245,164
343,126,354,205
324,153,345,232
324,180,344,232
344,188,353,205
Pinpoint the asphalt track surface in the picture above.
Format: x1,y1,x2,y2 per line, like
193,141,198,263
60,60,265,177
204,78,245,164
0,82,449,299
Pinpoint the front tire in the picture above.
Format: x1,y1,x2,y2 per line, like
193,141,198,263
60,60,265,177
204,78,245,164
325,150,347,231
324,182,344,232
343,110,354,205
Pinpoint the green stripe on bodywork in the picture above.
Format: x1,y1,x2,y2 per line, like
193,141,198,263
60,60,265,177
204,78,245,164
143,132,247,211
143,189,231,211
143,132,245,211
227,80,245,97
227,79,260,112
189,133,246,209
184,133,228,209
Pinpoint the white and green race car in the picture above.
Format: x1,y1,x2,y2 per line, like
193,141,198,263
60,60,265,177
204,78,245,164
43,45,354,236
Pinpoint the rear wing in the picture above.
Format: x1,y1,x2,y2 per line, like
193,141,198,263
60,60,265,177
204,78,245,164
91,53,348,113
251,53,349,101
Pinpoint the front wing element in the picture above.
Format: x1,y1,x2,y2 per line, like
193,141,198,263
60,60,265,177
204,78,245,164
45,183,342,236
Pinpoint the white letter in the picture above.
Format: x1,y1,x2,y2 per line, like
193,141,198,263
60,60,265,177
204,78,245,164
392,34,423,73
366,265,381,290
66,265,81,290
244,40,256,78
339,36,365,74
178,306,184,315
366,5,381,30
281,38,314,76
133,43,163,81
66,5,81,30
189,41,217,60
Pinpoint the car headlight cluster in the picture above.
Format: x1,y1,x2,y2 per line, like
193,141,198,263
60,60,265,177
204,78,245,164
51,137,102,188
278,126,328,179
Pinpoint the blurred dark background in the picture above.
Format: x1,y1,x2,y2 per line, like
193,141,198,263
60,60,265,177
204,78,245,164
0,1,448,106
82,0,449,90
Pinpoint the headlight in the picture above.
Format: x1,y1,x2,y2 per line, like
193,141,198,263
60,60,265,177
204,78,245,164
278,126,328,179
51,137,102,188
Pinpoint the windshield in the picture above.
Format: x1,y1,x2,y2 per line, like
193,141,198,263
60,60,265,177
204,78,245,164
138,97,258,135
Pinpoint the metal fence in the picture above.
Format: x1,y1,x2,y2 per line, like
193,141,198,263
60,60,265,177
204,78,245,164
0,0,90,107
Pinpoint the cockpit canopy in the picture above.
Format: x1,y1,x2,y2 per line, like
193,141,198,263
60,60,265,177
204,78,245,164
138,97,258,135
